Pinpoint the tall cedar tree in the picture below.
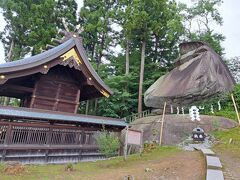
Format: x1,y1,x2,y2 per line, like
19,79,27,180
79,0,116,69
92,0,184,117
0,0,78,61
179,0,225,55
121,0,184,113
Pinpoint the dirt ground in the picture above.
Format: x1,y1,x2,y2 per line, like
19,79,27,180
216,151,240,180
91,151,205,180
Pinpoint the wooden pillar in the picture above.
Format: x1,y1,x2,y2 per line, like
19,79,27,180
85,100,89,115
124,126,129,160
231,93,240,125
53,84,62,111
159,102,166,146
74,89,81,113
5,124,12,145
46,126,53,146
30,82,38,108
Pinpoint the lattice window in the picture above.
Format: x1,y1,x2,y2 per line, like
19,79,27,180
0,125,8,144
11,126,48,144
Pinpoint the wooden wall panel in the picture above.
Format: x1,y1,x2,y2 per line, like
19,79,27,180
29,66,80,113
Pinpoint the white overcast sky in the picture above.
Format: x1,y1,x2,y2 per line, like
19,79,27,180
0,0,239,63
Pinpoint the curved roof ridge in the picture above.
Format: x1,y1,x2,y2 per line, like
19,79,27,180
0,38,75,72
0,36,113,95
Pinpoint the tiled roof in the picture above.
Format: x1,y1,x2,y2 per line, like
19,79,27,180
0,106,127,127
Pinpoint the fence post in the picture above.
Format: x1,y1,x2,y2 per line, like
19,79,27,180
124,126,129,160
159,102,167,146
231,93,240,125
4,124,12,145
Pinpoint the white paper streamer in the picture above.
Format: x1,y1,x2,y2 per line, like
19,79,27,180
177,107,179,114
218,100,221,111
171,105,173,114
182,107,185,115
211,105,214,114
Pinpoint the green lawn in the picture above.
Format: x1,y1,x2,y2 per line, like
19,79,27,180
212,127,240,156
0,146,180,180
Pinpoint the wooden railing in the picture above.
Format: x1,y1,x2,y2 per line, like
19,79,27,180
0,121,97,147
124,109,152,123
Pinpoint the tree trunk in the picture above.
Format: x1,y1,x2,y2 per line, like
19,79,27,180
125,40,130,75
138,41,146,113
6,40,14,62
62,18,70,32
4,97,10,106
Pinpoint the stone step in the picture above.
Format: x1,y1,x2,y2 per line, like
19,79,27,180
206,169,224,180
206,156,222,169
201,148,215,156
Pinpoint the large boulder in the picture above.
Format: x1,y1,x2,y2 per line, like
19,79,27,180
144,41,235,109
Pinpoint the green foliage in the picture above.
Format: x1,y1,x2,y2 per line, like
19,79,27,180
209,110,238,122
94,51,168,117
143,143,158,153
212,127,240,155
0,162,5,172
194,84,240,121
56,0,78,32
65,163,74,171
0,0,227,120
96,129,120,157
79,0,116,65
0,0,78,60
212,127,240,143
0,146,179,179
180,0,225,55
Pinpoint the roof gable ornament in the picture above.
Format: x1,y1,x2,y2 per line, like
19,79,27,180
60,48,82,65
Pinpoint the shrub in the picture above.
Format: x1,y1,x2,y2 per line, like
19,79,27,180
96,130,120,157
143,142,157,153
65,163,74,172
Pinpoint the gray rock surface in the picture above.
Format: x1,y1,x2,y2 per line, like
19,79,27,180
144,41,235,109
130,114,237,145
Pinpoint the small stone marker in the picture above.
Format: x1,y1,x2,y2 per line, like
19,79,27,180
145,168,153,172
206,169,224,180
206,156,222,169
124,175,135,180
201,148,215,156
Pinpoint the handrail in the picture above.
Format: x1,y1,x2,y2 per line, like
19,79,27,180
124,110,152,123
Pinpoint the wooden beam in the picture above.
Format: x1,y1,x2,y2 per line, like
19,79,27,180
0,84,33,93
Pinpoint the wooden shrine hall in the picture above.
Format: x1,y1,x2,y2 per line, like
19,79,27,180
0,32,127,164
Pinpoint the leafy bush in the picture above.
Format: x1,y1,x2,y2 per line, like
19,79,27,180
65,163,74,172
143,143,158,153
195,84,240,121
96,130,120,157
207,110,239,121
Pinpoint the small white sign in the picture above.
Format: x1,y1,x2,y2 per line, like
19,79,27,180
189,106,200,121
127,129,142,145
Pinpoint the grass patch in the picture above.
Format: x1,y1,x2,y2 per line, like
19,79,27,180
212,127,240,156
205,110,239,122
0,146,179,180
